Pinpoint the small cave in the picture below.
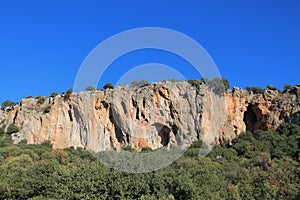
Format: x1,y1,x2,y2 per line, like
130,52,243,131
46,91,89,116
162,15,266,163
158,126,171,146
243,104,258,132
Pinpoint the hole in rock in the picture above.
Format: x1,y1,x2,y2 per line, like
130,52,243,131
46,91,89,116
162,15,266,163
158,126,171,146
243,104,257,132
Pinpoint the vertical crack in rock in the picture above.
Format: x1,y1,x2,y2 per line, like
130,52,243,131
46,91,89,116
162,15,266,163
68,110,73,122
13,110,18,124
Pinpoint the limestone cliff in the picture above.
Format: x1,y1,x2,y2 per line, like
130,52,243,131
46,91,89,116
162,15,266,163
1,82,299,152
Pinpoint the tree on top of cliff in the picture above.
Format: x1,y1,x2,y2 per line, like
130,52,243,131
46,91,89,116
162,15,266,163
1,100,16,108
64,89,73,101
266,84,278,91
246,86,263,94
130,79,149,88
103,82,114,90
187,78,230,93
86,85,96,91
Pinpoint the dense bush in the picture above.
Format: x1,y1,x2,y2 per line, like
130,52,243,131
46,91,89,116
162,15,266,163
187,78,230,94
130,79,149,87
266,84,278,91
35,95,46,104
284,84,292,91
1,100,16,108
246,86,264,94
6,123,19,134
50,92,58,98
64,89,73,101
0,122,299,199
0,126,4,134
42,106,51,114
103,82,114,90
86,85,96,91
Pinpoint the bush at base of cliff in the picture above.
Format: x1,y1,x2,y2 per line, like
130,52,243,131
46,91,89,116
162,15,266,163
0,122,299,200
6,123,19,134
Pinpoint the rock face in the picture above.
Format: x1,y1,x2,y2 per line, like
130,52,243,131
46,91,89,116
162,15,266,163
1,82,300,152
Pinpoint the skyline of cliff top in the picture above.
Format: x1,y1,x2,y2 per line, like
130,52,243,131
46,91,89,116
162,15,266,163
0,1,299,104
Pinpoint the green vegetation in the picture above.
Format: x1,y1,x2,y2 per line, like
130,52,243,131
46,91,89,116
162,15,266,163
35,95,46,104
0,122,298,199
42,106,52,114
246,86,264,94
131,79,149,87
284,84,292,91
64,89,73,101
0,126,4,135
50,92,58,98
187,77,230,94
6,123,19,134
266,84,278,91
86,85,96,91
1,100,16,108
103,82,114,90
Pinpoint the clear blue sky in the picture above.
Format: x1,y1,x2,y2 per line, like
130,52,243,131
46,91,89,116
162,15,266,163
0,0,299,103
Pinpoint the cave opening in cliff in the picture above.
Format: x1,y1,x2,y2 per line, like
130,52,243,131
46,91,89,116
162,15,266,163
243,104,257,132
109,108,125,144
159,126,171,146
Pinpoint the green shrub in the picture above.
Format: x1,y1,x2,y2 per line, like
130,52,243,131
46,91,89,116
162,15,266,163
6,123,19,134
37,97,46,104
85,85,96,91
50,92,58,98
43,106,52,114
246,86,263,94
1,100,16,108
130,79,149,87
187,79,202,87
64,89,73,101
0,126,4,134
266,84,278,91
103,82,114,90
284,84,292,91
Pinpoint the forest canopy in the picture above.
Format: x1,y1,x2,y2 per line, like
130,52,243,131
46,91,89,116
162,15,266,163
0,123,299,200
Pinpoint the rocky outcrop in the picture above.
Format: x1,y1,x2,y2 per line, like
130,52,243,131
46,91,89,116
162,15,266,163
1,82,299,152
